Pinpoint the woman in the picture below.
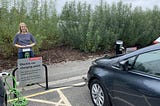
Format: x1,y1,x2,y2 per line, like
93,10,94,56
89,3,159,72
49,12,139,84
13,22,36,59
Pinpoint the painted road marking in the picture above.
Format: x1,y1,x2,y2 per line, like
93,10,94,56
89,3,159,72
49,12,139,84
7,82,86,106
57,89,72,106
56,99,64,106
8,82,85,101
27,98,60,105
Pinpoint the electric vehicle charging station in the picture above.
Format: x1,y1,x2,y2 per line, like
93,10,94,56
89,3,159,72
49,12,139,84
12,48,48,89
115,40,124,55
1,48,49,106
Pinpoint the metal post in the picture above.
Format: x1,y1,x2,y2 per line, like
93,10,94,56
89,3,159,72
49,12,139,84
43,64,48,90
12,67,18,89
12,67,18,98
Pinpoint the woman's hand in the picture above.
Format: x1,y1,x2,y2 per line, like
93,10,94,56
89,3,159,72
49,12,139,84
26,43,35,47
14,44,26,48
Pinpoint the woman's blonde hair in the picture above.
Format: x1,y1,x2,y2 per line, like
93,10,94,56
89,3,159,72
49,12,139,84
18,22,29,34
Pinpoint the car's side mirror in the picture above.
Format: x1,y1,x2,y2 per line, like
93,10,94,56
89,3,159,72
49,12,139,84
119,60,129,71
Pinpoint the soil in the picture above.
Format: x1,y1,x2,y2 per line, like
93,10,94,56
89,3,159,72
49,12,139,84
0,46,107,72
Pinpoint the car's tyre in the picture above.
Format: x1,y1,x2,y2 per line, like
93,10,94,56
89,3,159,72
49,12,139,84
90,79,111,106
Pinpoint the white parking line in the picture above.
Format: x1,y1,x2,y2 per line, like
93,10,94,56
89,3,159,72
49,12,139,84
27,98,59,105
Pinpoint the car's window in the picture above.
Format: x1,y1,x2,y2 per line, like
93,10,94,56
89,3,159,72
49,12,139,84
113,56,136,70
121,56,137,70
128,56,137,66
133,50,160,77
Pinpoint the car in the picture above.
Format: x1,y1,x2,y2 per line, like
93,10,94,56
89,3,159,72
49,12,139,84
87,43,160,106
0,75,7,106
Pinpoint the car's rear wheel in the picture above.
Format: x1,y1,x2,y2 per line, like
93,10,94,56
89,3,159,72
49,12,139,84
90,79,110,106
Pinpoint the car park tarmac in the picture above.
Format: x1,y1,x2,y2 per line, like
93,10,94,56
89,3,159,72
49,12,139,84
23,86,73,106
8,81,93,106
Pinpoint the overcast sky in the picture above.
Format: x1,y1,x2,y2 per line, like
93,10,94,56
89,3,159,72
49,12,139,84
55,0,160,13
3,0,160,14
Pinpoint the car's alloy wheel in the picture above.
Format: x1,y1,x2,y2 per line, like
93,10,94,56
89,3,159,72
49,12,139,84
90,79,110,106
